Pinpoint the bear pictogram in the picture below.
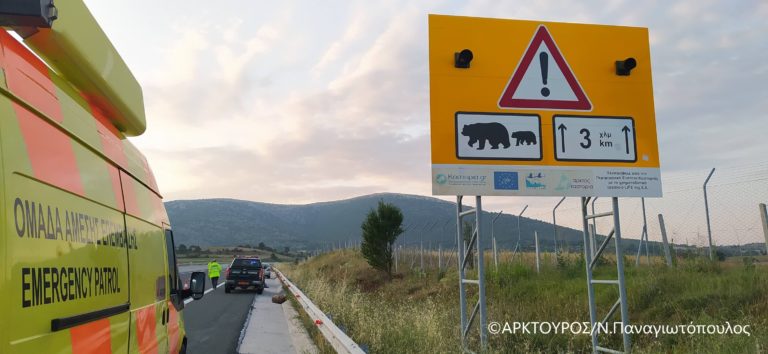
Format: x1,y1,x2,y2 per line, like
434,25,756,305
461,123,511,150
511,131,537,146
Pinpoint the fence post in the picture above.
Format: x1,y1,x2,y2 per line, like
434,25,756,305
552,197,566,261
493,238,498,269
439,244,443,271
760,203,768,255
703,168,716,260
516,205,528,261
658,214,673,267
491,211,502,269
535,231,540,274
420,242,424,271
394,245,398,273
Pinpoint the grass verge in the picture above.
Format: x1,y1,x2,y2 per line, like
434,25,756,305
281,249,767,353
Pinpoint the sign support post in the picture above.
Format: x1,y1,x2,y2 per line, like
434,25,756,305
582,197,631,353
455,196,488,350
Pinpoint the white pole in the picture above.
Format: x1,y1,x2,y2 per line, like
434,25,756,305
658,214,673,267
394,245,399,273
703,168,716,260
760,204,768,256
438,244,443,271
517,205,528,260
493,237,498,269
535,231,541,274
491,211,502,269
420,241,424,271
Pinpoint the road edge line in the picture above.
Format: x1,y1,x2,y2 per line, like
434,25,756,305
183,281,225,305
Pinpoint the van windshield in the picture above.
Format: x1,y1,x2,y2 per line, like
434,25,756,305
232,259,261,269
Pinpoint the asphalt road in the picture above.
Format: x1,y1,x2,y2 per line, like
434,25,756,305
182,265,257,354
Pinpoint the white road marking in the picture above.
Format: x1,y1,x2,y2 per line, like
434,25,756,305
184,281,225,305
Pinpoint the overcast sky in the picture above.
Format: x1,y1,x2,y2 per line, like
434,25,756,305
82,1,768,225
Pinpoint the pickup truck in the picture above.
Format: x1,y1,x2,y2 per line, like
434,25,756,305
225,257,265,294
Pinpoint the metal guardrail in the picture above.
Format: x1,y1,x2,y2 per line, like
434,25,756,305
274,269,365,354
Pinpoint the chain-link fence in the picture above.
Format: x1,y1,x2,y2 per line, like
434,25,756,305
327,163,767,272
519,163,768,264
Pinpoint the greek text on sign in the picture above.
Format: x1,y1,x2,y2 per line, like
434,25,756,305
498,25,591,111
554,116,636,162
456,113,541,161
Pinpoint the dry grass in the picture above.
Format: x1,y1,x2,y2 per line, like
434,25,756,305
281,249,767,353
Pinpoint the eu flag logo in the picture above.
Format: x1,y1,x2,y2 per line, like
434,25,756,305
494,172,519,190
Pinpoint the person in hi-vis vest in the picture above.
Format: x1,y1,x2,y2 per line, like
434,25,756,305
207,259,222,292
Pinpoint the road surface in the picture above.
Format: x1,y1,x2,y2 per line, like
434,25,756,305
180,264,255,354
237,276,316,354
179,265,314,354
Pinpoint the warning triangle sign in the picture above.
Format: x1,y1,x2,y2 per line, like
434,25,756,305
498,25,592,111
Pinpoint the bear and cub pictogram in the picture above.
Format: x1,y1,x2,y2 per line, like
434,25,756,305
462,123,537,150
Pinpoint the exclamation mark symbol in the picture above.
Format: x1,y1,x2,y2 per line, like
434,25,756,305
539,52,550,97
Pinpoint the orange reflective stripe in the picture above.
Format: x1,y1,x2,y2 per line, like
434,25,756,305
1,32,83,195
1,31,64,123
168,303,180,354
120,170,140,217
135,306,158,354
70,318,112,354
13,102,85,195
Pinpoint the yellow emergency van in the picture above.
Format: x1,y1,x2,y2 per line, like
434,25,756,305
0,1,206,353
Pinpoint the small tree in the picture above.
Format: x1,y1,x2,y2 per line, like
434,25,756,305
258,242,266,250
177,244,188,253
361,201,404,278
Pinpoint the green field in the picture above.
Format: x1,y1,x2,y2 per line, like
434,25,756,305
177,246,295,265
281,249,767,353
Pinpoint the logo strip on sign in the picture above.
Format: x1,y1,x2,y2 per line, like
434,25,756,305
498,25,592,111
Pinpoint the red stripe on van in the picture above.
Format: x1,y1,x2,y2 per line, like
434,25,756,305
70,318,112,354
135,306,158,354
168,303,181,354
120,170,141,217
0,31,64,123
13,102,85,195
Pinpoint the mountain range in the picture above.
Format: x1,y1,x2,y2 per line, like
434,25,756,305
165,193,596,252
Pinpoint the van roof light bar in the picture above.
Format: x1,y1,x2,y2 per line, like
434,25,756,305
0,0,57,28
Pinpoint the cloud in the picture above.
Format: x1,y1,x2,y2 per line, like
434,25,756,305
109,0,768,216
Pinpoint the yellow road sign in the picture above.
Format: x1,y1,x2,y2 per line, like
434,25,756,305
429,15,661,197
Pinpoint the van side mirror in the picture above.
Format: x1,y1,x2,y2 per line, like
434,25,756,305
190,271,206,300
